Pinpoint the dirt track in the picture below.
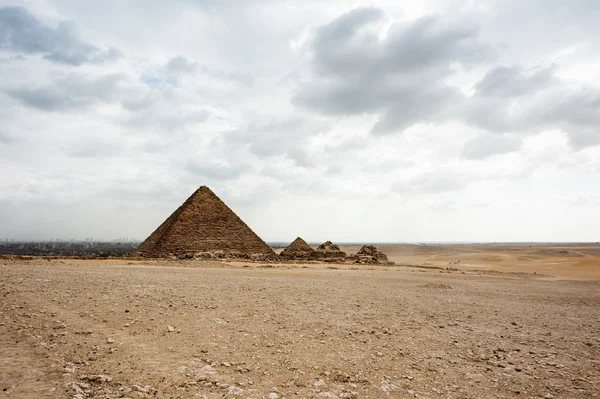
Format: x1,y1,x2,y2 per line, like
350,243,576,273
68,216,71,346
1,257,599,399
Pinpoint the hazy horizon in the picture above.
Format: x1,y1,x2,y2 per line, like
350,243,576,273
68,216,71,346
1,1,599,242
2,238,599,246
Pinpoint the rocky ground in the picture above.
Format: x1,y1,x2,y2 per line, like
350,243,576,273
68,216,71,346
1,258,599,398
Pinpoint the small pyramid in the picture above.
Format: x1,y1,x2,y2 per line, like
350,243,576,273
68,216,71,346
355,245,389,262
313,240,346,259
136,186,276,259
279,237,314,259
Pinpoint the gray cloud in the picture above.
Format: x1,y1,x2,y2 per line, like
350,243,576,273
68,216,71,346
4,70,211,131
568,130,600,150
311,9,490,78
294,7,600,149
474,65,556,97
164,55,196,74
370,85,464,135
0,6,121,66
461,133,521,160
467,68,600,149
0,54,25,63
5,73,124,111
293,8,491,135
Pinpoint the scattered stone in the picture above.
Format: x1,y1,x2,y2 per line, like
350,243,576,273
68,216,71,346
81,374,112,383
132,385,151,393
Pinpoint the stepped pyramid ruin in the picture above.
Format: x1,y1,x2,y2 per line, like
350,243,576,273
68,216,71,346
347,245,392,264
313,240,346,260
136,186,276,260
279,237,315,260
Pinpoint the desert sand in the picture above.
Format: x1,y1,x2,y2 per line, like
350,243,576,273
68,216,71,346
1,243,599,399
372,243,600,281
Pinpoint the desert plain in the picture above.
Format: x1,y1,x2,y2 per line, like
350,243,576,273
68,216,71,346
1,243,599,399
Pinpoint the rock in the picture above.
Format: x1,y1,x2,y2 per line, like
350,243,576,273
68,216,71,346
167,325,175,332
82,374,112,383
228,386,244,396
314,379,325,387
267,393,280,399
132,385,151,393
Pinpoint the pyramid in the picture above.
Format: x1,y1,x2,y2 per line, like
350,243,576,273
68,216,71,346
136,186,276,259
312,240,346,260
348,245,391,264
279,237,315,260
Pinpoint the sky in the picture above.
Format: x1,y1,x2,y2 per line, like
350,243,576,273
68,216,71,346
0,0,599,242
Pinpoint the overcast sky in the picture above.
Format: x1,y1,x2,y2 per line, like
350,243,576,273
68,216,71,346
1,0,599,242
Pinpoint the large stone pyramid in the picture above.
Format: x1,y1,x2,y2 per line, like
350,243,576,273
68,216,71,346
279,237,314,260
136,186,276,259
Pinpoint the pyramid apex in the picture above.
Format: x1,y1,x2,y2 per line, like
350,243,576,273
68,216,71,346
196,185,216,195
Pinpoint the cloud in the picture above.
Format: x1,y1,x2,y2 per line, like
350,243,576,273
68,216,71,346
4,72,124,111
65,137,122,159
118,86,211,131
0,129,16,145
467,67,600,149
185,158,250,181
0,54,25,63
474,65,556,97
163,55,253,86
0,6,121,65
393,169,465,194
292,7,600,150
164,55,196,74
4,70,211,131
224,116,331,166
461,133,521,160
293,8,492,135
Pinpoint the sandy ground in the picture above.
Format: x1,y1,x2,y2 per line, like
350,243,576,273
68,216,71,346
1,246,599,399
344,243,600,281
